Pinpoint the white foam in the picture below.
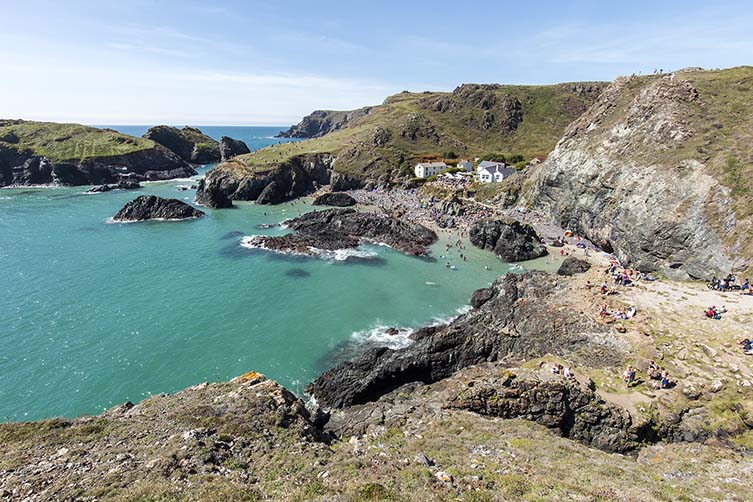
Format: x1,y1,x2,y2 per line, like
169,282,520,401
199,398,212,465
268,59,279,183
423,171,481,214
315,247,378,262
350,324,415,350
240,236,379,262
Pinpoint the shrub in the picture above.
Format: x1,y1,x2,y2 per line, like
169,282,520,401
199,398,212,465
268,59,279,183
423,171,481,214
480,153,506,163
443,150,458,159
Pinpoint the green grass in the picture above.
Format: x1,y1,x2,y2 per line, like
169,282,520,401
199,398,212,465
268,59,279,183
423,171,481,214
0,120,156,161
235,82,606,176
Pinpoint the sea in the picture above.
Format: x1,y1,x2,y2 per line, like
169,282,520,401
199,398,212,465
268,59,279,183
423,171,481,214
0,126,540,422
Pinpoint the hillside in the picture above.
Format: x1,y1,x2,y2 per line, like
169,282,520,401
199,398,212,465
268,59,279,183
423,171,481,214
0,120,156,162
0,120,193,187
195,81,606,207
525,66,753,278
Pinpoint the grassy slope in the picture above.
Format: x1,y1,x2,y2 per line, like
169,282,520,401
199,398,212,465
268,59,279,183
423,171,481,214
234,82,604,176
0,120,155,162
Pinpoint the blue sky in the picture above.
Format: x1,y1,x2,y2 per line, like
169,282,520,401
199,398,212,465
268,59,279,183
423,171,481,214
1,0,752,125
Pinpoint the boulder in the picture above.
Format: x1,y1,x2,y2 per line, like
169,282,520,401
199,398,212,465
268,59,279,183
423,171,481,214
312,192,356,207
469,219,547,262
330,171,364,192
113,195,205,222
86,180,141,193
557,256,592,276
219,136,251,161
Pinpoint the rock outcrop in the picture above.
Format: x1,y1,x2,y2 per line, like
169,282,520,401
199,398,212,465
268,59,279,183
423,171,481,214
469,219,547,262
144,126,220,164
276,107,373,138
526,70,753,278
113,195,205,222
245,208,437,256
312,192,356,207
0,144,193,188
557,256,592,276
325,365,639,453
195,154,336,208
86,180,141,193
219,136,250,161
308,271,618,409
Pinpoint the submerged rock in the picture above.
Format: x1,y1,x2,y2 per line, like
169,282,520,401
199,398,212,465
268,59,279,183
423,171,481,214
312,192,357,207
469,219,547,262
86,180,141,193
113,195,205,222
248,208,436,257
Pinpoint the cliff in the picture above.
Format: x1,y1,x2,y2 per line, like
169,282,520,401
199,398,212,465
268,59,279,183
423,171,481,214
276,107,374,138
143,125,221,164
525,67,753,278
0,120,194,187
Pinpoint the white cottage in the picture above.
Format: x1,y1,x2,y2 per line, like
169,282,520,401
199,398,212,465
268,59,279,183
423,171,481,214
414,161,447,178
477,164,516,183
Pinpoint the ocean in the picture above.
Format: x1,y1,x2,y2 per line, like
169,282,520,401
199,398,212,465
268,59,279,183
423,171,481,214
0,126,522,422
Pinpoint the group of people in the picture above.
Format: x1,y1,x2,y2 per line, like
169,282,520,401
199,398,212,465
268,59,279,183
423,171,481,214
708,274,751,294
624,363,672,389
599,304,637,320
737,339,753,356
704,305,727,320
550,364,576,379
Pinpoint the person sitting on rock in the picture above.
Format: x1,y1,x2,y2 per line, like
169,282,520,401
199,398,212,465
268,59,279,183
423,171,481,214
564,367,575,379
660,370,670,389
600,282,609,294
741,278,750,292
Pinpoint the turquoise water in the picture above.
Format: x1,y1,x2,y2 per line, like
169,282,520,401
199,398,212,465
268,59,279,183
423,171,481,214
0,126,524,422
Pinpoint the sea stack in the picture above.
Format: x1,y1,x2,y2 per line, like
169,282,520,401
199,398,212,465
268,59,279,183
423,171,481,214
113,195,205,222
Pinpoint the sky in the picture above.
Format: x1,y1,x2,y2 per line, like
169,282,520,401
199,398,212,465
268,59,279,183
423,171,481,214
1,0,752,125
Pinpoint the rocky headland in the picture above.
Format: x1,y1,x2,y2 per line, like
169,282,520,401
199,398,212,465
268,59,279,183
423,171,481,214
0,120,195,188
243,208,437,257
112,195,205,222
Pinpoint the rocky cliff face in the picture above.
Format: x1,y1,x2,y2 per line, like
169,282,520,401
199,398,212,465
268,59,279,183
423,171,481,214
469,219,548,262
219,136,250,161
308,271,619,409
195,154,336,208
526,71,752,278
276,107,373,138
144,125,221,164
0,143,193,188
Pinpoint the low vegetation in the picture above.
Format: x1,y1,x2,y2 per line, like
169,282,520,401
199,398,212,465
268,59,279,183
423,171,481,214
0,120,155,161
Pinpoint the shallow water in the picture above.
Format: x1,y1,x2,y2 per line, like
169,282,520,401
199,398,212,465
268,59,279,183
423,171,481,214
0,178,528,422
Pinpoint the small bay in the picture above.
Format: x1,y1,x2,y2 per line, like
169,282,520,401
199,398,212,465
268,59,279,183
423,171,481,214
0,126,518,422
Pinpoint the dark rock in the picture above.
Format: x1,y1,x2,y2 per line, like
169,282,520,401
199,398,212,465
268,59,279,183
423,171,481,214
330,171,364,192
307,271,617,409
557,256,592,276
195,154,335,208
250,208,437,257
469,219,548,262
219,136,250,161
256,181,284,205
0,143,192,188
470,287,494,309
277,108,372,138
144,125,220,164
0,131,19,144
87,180,141,193
113,195,205,222
313,192,356,207
195,178,233,208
